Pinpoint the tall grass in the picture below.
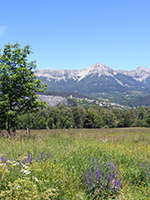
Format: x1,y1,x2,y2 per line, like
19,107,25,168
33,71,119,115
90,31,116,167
0,128,150,199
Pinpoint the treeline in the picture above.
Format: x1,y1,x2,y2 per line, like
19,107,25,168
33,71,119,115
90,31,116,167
1,105,150,130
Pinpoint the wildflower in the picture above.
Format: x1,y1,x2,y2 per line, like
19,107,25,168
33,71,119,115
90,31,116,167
1,155,6,163
20,169,30,175
15,185,21,189
6,160,14,164
22,164,29,169
32,176,39,182
84,157,122,199
0,163,6,167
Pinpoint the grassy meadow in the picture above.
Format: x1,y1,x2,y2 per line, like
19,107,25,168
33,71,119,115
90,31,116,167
0,128,150,199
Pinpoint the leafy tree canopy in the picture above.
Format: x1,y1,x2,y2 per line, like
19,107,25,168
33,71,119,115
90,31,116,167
0,43,47,133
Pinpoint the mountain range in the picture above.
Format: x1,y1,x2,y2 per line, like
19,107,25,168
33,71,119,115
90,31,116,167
34,63,150,102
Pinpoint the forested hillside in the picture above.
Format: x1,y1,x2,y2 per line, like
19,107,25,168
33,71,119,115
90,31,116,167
126,95,150,107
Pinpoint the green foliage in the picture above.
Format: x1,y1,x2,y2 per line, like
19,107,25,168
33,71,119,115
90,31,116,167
100,109,116,128
129,94,150,107
71,107,87,128
146,114,150,127
67,98,78,107
84,110,104,128
0,43,47,133
138,106,146,120
123,110,131,127
11,105,150,130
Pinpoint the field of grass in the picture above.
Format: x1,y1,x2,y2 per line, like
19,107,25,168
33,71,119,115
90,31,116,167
1,128,150,199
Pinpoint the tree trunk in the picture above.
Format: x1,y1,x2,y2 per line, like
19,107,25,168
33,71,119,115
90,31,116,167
26,126,30,136
8,118,11,135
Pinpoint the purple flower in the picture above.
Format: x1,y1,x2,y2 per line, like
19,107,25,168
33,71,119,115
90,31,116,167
142,163,145,169
40,151,44,158
84,157,122,198
91,165,94,172
142,162,150,177
1,155,6,163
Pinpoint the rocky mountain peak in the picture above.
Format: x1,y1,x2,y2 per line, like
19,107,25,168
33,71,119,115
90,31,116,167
34,63,150,100
135,66,150,73
34,63,150,84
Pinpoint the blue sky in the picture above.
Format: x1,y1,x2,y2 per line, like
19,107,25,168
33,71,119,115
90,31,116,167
0,0,150,71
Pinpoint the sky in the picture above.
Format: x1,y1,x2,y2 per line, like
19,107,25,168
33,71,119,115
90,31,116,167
0,0,150,71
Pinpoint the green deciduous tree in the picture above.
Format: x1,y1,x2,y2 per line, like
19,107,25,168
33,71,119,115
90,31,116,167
0,43,47,134
123,110,131,127
146,114,150,127
100,109,116,128
84,110,103,128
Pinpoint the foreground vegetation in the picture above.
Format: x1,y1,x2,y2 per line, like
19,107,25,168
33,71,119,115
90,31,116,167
0,128,150,199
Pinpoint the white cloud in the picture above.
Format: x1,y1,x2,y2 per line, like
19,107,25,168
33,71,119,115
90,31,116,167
0,26,6,37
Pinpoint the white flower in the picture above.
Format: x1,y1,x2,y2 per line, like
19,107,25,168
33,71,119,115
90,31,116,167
32,176,39,182
0,163,6,167
22,164,29,169
20,169,30,175
15,185,21,189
